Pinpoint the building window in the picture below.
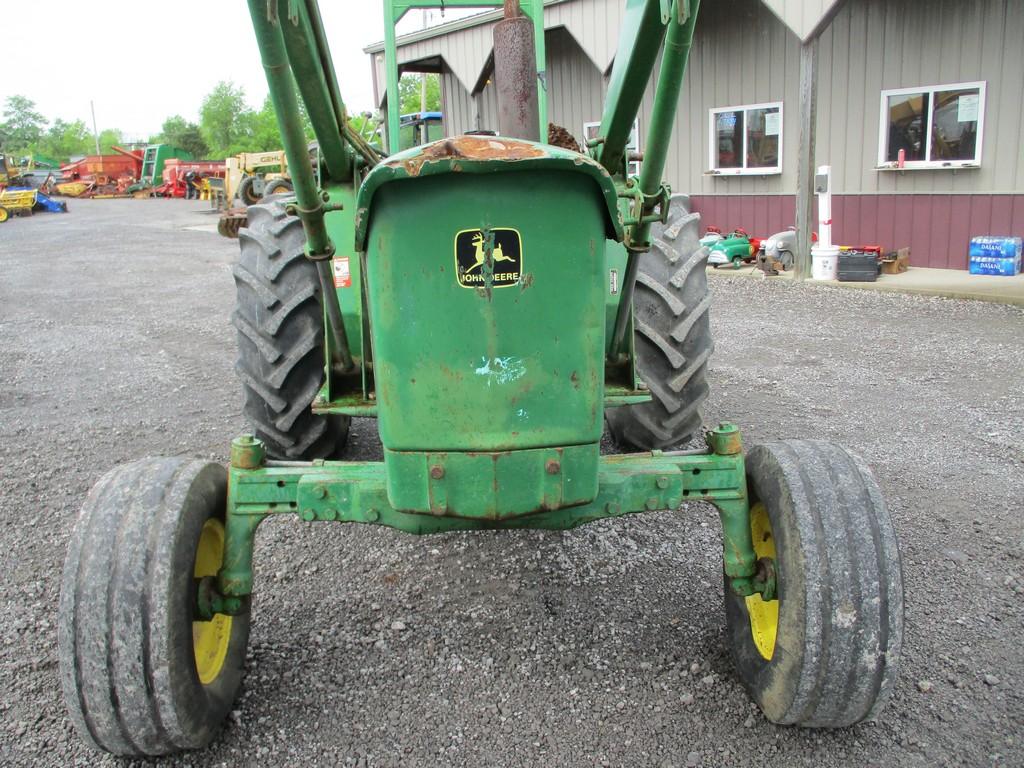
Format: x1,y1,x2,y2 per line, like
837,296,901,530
707,102,782,175
878,82,985,169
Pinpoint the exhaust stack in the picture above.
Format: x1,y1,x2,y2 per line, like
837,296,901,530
493,0,541,141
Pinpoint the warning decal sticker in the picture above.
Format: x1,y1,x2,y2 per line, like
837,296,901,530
333,256,351,288
454,228,522,288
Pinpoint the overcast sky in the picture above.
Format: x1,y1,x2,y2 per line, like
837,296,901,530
2,2,478,141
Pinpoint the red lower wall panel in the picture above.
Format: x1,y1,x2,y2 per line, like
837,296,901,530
689,194,1024,270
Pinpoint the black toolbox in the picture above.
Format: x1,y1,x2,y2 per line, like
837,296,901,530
837,249,881,282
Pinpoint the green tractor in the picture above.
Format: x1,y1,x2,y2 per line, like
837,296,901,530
58,0,904,756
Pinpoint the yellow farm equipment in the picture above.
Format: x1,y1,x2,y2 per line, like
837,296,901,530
216,150,295,238
55,181,92,198
0,187,68,219
225,150,291,205
0,189,38,220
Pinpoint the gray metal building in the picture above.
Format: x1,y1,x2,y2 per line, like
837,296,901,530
367,0,1024,268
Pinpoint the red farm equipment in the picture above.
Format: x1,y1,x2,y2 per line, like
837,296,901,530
56,147,144,197
157,159,227,199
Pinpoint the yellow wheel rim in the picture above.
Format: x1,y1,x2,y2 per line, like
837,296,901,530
193,519,233,685
745,502,779,660
0,207,8,223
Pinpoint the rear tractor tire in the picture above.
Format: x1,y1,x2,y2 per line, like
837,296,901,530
233,199,350,459
606,194,713,450
58,458,250,756
725,440,905,727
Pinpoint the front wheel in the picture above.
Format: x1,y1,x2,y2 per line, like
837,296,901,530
725,440,904,727
237,175,260,206
58,458,250,756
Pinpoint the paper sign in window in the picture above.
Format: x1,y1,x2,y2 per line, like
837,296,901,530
957,94,979,123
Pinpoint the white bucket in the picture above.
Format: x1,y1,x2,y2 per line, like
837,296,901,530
811,246,840,281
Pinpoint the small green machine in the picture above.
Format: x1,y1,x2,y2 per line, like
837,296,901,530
137,143,194,186
58,0,905,756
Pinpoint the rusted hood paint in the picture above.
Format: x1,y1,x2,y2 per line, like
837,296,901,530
391,135,547,176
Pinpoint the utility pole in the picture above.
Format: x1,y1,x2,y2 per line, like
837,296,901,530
90,101,101,155
793,39,818,280
420,10,429,114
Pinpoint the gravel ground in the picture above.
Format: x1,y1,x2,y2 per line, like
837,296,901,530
1,199,1022,767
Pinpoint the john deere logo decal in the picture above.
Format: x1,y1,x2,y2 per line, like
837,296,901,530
455,228,522,288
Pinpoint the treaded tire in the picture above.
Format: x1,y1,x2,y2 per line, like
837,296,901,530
261,178,293,198
237,175,259,206
725,440,905,727
58,458,250,756
233,200,350,459
606,194,713,450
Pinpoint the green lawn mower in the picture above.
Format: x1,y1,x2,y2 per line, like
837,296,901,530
58,0,904,756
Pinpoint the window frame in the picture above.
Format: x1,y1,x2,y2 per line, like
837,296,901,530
876,81,986,170
707,101,784,176
583,119,641,176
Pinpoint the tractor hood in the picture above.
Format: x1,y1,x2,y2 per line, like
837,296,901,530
354,135,623,251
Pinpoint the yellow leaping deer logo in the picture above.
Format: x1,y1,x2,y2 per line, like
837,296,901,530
465,231,516,274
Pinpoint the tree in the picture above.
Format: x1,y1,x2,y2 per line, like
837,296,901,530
154,115,209,157
194,81,321,159
97,128,123,154
397,73,441,115
200,81,255,157
250,96,283,153
348,112,380,142
0,95,46,153
37,118,92,162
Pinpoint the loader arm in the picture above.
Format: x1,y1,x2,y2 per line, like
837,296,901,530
592,0,701,358
246,0,382,378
